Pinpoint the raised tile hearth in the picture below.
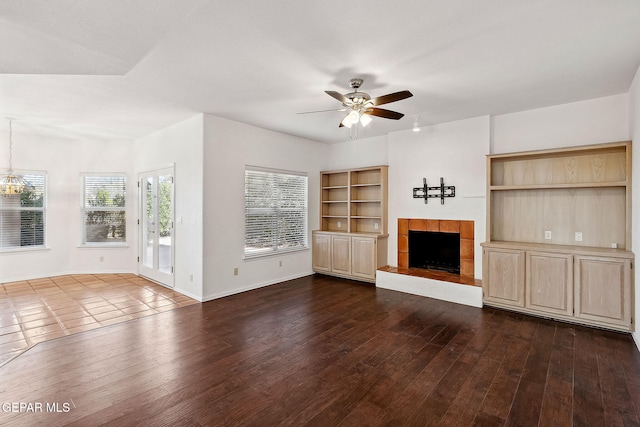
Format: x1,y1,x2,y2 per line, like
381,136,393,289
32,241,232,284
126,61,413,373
375,218,482,308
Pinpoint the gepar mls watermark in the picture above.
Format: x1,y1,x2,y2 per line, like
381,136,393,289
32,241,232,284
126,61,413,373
2,401,75,413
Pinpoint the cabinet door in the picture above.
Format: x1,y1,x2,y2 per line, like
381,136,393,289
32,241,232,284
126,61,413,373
526,251,573,316
331,235,351,275
483,248,525,307
574,255,631,329
312,233,331,272
351,236,376,280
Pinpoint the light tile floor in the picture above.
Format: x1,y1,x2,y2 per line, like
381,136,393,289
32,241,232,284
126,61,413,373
0,273,198,366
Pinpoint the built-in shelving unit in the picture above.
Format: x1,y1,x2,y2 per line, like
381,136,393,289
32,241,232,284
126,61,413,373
320,166,388,235
314,166,389,283
482,141,634,332
320,171,348,232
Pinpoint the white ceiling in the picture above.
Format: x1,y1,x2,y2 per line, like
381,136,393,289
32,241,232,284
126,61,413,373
1,0,640,143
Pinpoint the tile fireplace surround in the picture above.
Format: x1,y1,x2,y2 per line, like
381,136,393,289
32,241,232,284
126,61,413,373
377,218,481,308
397,218,474,277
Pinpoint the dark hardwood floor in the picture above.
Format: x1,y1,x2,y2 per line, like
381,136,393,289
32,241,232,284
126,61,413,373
1,274,639,426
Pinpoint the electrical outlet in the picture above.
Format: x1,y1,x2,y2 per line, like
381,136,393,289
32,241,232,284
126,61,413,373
575,232,583,242
544,231,552,240
279,260,282,267
99,256,104,262
190,274,194,282
375,223,379,230
233,267,238,276
337,221,341,228
611,243,618,249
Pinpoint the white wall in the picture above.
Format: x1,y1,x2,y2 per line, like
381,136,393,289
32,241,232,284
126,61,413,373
387,116,490,278
492,94,630,153
202,114,328,301
133,114,204,300
327,135,388,170
0,132,137,283
629,65,640,350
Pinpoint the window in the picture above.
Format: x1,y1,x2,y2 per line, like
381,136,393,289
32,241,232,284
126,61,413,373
0,171,46,251
244,166,308,258
82,174,126,245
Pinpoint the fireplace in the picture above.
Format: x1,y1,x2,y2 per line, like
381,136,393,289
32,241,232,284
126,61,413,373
398,219,474,277
409,230,460,274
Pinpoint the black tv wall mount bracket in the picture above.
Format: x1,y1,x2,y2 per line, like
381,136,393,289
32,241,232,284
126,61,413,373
412,177,455,205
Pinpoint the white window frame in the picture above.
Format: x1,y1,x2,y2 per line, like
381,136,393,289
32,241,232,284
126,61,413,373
81,173,127,247
0,169,47,252
244,166,308,259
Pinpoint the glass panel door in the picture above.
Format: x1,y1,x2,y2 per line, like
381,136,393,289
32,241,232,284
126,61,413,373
139,167,174,287
142,176,155,270
158,173,173,276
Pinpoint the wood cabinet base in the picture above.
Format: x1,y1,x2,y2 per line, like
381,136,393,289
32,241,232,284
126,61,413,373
312,231,388,283
482,241,634,332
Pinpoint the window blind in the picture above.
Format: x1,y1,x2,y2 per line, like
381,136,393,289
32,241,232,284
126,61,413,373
244,167,308,258
82,175,126,244
0,172,46,250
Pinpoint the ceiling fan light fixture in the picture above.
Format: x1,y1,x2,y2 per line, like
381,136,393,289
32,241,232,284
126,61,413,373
360,113,372,127
412,117,421,132
340,114,353,128
341,110,361,128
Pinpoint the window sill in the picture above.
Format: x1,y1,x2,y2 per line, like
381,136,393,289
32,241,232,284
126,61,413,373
243,246,309,261
0,246,50,255
77,244,129,249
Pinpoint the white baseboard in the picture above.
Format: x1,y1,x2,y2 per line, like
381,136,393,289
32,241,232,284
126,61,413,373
173,287,204,302
633,332,640,353
202,271,315,302
376,270,483,308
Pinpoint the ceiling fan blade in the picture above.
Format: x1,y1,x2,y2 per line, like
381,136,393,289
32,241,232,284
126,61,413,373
370,90,413,106
297,108,346,115
325,90,349,104
364,107,405,120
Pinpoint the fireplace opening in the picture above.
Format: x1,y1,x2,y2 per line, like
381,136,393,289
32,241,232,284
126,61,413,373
408,230,460,274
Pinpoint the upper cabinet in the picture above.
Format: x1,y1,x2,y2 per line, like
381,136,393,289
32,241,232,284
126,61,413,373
320,166,388,235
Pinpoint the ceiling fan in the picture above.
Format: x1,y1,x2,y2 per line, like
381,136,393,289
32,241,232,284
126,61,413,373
300,78,413,128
